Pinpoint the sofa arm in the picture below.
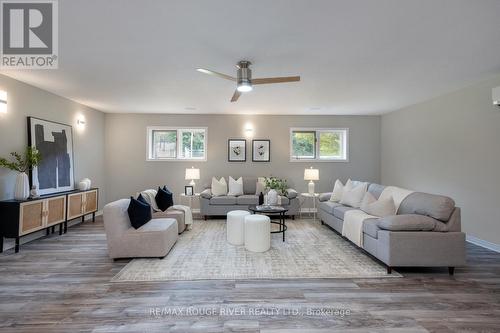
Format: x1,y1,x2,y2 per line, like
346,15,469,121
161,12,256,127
200,188,212,199
319,192,332,202
377,214,436,231
286,188,298,199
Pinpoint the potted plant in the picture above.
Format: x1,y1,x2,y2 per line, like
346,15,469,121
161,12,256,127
0,147,41,200
264,177,288,205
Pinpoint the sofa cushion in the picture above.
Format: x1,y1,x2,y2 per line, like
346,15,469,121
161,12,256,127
237,195,259,205
319,201,341,214
363,218,380,238
134,218,177,233
377,214,436,231
398,192,455,222
243,177,257,195
333,205,358,220
210,196,237,205
367,183,386,200
127,197,152,229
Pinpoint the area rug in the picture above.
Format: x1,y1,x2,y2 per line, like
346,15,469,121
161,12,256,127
111,219,400,282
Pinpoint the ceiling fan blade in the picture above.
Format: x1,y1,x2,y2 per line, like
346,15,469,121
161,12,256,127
230,89,241,102
252,76,301,85
196,68,236,81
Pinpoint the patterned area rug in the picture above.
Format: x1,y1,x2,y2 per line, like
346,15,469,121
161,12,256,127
111,219,400,282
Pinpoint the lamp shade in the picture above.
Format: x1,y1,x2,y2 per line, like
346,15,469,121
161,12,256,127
185,167,200,180
304,168,319,181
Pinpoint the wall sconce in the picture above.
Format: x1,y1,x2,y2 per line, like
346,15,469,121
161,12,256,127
244,122,254,137
0,90,7,114
76,117,86,129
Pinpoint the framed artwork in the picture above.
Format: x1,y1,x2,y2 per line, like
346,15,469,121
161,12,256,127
252,139,270,162
27,117,75,195
184,185,194,196
228,139,246,162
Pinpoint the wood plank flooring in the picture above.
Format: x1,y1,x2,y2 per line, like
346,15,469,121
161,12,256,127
1,217,500,332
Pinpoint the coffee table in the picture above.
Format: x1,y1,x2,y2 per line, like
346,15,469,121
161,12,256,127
248,205,288,242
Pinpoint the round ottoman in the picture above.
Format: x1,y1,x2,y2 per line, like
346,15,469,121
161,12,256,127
244,215,271,252
227,210,251,245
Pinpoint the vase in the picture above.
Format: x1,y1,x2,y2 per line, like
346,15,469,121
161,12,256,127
267,189,278,205
14,172,30,200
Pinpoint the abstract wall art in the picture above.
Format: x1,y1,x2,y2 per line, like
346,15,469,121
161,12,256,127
28,117,75,195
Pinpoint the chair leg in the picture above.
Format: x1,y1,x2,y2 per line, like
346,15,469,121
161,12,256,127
387,266,392,274
448,267,455,275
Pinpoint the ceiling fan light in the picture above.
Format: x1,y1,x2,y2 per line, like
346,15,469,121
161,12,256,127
237,82,252,92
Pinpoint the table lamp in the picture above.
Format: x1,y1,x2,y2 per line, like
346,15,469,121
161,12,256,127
185,167,200,191
304,167,319,194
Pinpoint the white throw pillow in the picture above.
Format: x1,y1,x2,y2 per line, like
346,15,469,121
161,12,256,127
329,179,345,202
228,176,244,196
360,192,396,217
255,177,266,195
340,181,367,208
211,177,227,196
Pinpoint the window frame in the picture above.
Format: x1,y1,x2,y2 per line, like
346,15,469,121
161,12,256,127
289,127,349,162
147,126,208,162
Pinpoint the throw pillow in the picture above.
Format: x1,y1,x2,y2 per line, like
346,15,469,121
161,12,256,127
340,181,367,208
362,196,396,217
211,177,227,196
127,196,152,229
137,193,149,205
329,179,345,202
360,192,377,211
255,177,266,195
228,176,244,196
155,187,173,211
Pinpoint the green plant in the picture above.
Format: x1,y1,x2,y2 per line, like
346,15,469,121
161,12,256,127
0,147,41,173
264,177,288,196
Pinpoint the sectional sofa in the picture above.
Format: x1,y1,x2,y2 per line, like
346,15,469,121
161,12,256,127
318,181,466,274
200,177,300,219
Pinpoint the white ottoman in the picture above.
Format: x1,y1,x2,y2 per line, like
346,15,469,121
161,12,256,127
227,210,251,245
244,215,271,252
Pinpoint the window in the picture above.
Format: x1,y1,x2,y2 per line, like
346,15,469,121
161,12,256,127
147,127,207,161
290,128,348,161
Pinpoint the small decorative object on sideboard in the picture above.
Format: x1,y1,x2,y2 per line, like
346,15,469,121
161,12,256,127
30,185,39,199
0,146,41,200
78,178,92,191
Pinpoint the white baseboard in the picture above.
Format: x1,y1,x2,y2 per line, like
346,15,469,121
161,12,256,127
466,235,500,253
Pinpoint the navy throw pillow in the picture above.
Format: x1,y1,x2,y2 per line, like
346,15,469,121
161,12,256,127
137,193,149,205
156,187,173,211
127,197,152,229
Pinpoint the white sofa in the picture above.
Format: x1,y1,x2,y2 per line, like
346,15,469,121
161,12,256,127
103,199,178,259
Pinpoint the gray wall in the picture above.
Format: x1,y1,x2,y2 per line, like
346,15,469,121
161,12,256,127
381,74,500,246
104,114,381,208
0,74,106,250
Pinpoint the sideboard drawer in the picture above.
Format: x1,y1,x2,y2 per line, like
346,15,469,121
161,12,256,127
20,201,45,235
47,196,66,227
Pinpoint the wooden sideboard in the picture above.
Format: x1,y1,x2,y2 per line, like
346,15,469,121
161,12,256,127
0,188,99,253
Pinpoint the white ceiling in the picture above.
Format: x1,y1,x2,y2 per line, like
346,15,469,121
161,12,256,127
2,0,500,115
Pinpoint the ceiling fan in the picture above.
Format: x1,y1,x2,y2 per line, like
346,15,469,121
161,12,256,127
197,60,300,102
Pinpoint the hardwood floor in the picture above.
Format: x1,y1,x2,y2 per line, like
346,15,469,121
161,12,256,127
1,217,500,332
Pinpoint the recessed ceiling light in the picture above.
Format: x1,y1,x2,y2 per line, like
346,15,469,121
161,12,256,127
309,107,321,111
185,107,197,111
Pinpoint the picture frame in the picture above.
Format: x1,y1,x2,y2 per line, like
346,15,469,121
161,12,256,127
252,139,270,162
184,185,194,196
27,117,75,195
228,139,246,162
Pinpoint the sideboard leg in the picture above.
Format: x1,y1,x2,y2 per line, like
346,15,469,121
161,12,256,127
15,237,20,253
81,215,85,223
46,228,50,236
92,212,96,222
0,236,3,253
64,221,68,233
59,223,63,235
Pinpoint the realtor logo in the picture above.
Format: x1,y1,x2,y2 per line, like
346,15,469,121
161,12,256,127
1,0,58,69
